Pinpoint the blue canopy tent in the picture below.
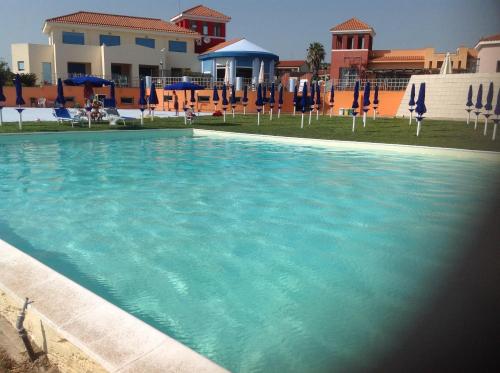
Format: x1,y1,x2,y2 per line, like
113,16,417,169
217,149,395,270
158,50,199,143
474,84,483,130
316,83,321,120
269,83,275,120
492,88,500,141
221,84,228,123
242,86,248,115
64,76,112,87
0,83,5,126
408,83,416,125
255,83,263,125
230,84,237,118
483,82,494,136
362,82,371,127
14,74,25,130
164,82,205,119
55,78,66,108
329,84,335,118
139,79,147,126
351,81,360,132
278,85,284,119
212,86,219,111
415,83,427,137
293,84,298,116
149,82,159,121
465,84,473,125
309,83,315,125
300,82,308,129
373,84,379,120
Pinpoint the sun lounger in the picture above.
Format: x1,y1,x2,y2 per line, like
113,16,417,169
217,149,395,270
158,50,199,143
53,107,85,127
102,107,135,125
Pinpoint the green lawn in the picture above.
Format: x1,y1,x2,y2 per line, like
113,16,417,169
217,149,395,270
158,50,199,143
1,114,499,152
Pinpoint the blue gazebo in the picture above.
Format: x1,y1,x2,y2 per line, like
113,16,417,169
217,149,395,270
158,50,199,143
199,38,279,86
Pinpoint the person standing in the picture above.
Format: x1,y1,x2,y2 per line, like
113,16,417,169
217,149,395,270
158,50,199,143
173,90,179,116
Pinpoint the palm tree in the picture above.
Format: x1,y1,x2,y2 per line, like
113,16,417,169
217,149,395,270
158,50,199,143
306,42,325,81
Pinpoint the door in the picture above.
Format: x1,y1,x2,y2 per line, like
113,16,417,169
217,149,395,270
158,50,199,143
42,62,52,84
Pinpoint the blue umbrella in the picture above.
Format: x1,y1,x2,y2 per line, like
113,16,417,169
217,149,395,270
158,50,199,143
230,84,236,118
14,74,25,130
64,76,112,87
256,83,263,125
212,86,219,111
269,83,275,120
315,83,321,120
55,78,66,107
242,85,248,115
373,84,379,120
408,83,416,125
308,82,315,125
139,79,147,125
493,88,500,140
362,82,371,127
278,85,284,119
293,84,298,116
415,83,426,136
0,83,6,125
300,82,308,128
221,84,228,122
474,84,483,130
148,82,159,121
164,82,204,91
328,84,334,117
108,82,116,108
483,82,494,135
351,81,359,132
466,85,473,107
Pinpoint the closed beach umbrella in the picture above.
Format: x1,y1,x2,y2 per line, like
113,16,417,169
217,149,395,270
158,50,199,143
492,88,500,141
0,83,5,126
362,81,371,127
351,81,359,132
269,83,275,120
139,78,147,125
373,84,379,120
230,84,236,118
55,78,66,108
408,83,416,125
256,83,263,125
300,82,308,129
293,84,298,116
474,84,483,130
483,82,494,136
315,83,321,120
415,82,426,137
149,82,159,121
222,83,228,123
212,86,219,111
242,85,248,115
465,84,473,125
14,74,25,130
108,82,116,108
329,84,334,118
309,83,315,125
278,85,283,119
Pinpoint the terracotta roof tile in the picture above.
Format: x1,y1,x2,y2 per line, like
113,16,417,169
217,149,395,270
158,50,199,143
370,55,425,62
330,18,372,32
172,5,230,21
479,33,500,42
46,11,198,35
277,60,306,68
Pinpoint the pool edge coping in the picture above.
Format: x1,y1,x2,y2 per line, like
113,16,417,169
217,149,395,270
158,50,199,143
0,238,228,373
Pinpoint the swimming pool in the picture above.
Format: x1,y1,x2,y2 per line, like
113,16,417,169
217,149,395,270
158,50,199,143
1,130,498,372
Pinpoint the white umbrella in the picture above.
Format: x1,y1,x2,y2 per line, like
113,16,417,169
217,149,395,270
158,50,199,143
258,61,265,114
224,60,230,86
440,53,453,75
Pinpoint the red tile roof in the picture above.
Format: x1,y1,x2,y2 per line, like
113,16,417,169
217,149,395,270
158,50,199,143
330,18,372,32
45,11,198,35
370,55,425,62
479,33,500,42
172,5,230,21
277,60,306,68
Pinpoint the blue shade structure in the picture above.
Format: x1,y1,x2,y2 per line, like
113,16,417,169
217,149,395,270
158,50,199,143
278,85,284,119
256,83,263,125
212,86,219,111
55,78,66,107
329,84,335,117
408,83,415,125
221,84,228,122
148,82,159,121
300,82,308,129
362,81,370,127
139,79,147,125
351,81,359,132
64,76,112,86
415,82,426,137
465,84,473,125
483,82,494,136
242,85,248,115
372,84,379,120
474,84,483,130
14,74,25,130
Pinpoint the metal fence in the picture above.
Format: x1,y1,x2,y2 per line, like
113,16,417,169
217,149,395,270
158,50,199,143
327,78,411,91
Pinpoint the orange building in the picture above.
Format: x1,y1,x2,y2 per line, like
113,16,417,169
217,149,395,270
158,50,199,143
330,18,477,80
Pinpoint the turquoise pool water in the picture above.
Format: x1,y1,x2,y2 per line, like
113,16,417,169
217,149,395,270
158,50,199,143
0,130,498,372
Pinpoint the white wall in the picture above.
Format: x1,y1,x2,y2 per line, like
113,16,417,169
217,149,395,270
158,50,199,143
396,73,500,120
477,45,500,73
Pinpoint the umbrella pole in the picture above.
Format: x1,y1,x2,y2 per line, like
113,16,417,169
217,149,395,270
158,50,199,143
352,116,356,132
223,110,226,123
293,107,296,116
316,109,319,121
484,117,488,136
0,108,3,126
278,108,281,119
467,111,470,125
308,110,312,125
232,108,235,118
270,108,273,121
301,113,304,129
257,112,260,126
493,123,497,141
18,109,22,130
141,111,144,126
244,106,246,115
363,112,367,127
409,111,412,126
417,120,422,137
474,114,478,130
329,107,332,118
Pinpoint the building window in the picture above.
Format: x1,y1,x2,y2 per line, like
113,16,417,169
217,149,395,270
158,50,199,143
213,23,221,37
347,36,354,50
67,62,88,76
336,36,342,49
497,61,500,73
476,58,480,72
136,37,155,48
190,21,198,31
202,22,208,35
62,31,84,45
17,61,25,71
169,40,187,53
100,34,120,46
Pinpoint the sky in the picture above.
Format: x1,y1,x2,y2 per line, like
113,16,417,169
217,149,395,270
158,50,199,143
1,0,499,66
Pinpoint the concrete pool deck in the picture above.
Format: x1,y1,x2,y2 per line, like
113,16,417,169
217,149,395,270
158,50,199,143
0,239,227,373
